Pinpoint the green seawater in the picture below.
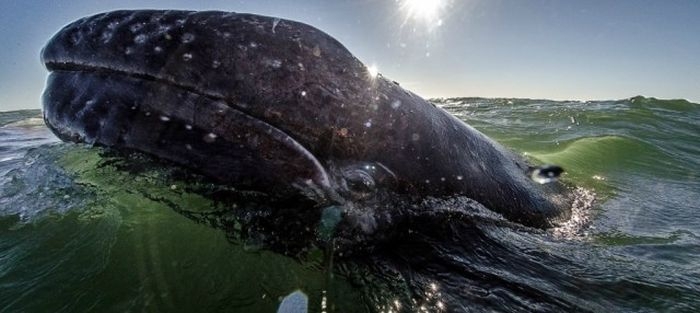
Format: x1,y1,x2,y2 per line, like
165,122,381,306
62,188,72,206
1,96,699,312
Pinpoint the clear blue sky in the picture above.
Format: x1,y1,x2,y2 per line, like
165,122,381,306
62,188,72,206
1,0,699,111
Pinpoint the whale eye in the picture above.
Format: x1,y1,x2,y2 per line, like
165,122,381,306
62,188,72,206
343,169,376,197
530,165,564,184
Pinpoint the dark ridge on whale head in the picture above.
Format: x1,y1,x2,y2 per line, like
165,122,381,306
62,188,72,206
41,10,574,249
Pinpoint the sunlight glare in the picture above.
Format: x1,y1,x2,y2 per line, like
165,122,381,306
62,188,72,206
367,64,379,78
400,0,447,25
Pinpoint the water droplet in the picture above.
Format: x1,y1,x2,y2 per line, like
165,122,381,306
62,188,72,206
154,46,163,53
184,124,193,130
170,184,177,190
300,91,307,97
182,53,193,61
181,32,195,43
456,175,463,180
249,42,258,48
164,33,172,40
203,133,217,143
364,119,372,128
159,116,170,122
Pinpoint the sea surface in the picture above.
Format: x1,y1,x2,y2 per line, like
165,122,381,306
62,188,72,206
0,96,698,312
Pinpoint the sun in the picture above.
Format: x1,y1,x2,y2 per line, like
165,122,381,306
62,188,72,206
399,0,447,25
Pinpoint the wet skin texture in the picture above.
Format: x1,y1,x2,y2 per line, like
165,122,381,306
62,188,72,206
41,10,572,245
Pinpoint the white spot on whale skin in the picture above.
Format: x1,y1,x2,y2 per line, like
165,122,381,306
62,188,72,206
249,42,258,48
262,58,283,68
129,23,144,33
203,133,217,143
154,46,163,53
125,47,135,55
391,100,402,109
300,91,307,97
212,60,221,68
411,133,420,141
134,34,147,44
185,144,192,150
456,175,464,181
182,53,193,61
156,24,170,34
101,31,113,44
159,116,170,122
70,31,83,45
364,119,372,128
184,124,193,130
272,18,280,33
181,32,195,43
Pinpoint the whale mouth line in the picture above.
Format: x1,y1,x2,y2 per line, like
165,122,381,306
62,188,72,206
45,61,229,103
44,60,337,196
44,60,303,157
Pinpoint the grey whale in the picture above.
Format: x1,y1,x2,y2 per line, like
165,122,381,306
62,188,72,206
41,10,572,243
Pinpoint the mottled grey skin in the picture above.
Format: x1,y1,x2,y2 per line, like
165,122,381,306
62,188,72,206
41,10,572,234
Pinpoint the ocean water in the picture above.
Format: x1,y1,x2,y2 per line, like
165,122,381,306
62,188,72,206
0,96,698,312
